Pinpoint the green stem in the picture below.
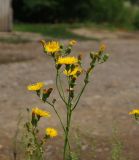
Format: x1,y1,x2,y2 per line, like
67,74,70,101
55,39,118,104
32,128,44,160
45,101,66,133
72,71,90,111
63,76,72,160
58,73,66,101
72,82,87,111
46,100,71,157
63,105,72,160
56,70,68,105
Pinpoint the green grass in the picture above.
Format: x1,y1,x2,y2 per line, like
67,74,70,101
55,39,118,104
0,36,30,44
14,22,128,41
13,22,138,42
14,23,99,41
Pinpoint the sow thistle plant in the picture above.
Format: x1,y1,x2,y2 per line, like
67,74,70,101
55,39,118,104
23,106,57,160
24,39,109,160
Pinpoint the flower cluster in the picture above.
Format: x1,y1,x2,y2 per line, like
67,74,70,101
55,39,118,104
25,39,109,160
24,80,58,159
24,106,57,159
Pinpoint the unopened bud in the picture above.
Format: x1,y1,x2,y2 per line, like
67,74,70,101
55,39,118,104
78,53,82,61
69,40,77,46
99,44,106,52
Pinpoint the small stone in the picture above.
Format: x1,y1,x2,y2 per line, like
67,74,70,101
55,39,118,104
104,147,109,151
96,148,103,153
81,144,88,151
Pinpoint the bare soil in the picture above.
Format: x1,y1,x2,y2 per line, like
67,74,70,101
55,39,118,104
0,30,139,160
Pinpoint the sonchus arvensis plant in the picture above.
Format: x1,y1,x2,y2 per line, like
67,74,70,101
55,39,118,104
25,39,109,160
24,83,57,160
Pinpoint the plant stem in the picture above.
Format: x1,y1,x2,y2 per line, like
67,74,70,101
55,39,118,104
72,70,90,111
56,70,67,105
45,100,66,132
72,82,87,111
58,73,66,101
63,76,72,160
63,105,72,160
32,128,44,160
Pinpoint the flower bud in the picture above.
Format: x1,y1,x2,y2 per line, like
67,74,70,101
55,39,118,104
99,44,106,52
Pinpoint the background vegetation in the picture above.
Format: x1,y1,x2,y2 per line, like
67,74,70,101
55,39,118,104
12,0,139,29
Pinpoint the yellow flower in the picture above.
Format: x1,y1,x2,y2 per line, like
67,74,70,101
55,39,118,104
27,82,44,91
57,56,78,65
63,67,82,76
45,128,58,138
42,40,60,53
69,40,77,46
99,44,106,52
32,107,51,118
129,109,139,115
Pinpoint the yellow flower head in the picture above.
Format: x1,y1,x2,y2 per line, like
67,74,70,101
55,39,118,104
43,41,60,53
27,82,44,91
57,56,78,65
32,107,51,118
45,128,58,138
69,40,77,46
63,67,82,77
99,44,106,52
129,109,139,115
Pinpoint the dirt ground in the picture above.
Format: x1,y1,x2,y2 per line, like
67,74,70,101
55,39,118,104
0,29,139,160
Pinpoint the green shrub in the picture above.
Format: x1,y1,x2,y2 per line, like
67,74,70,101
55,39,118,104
12,0,94,22
129,0,139,5
90,0,129,24
12,0,133,26
133,10,139,28
12,0,60,22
